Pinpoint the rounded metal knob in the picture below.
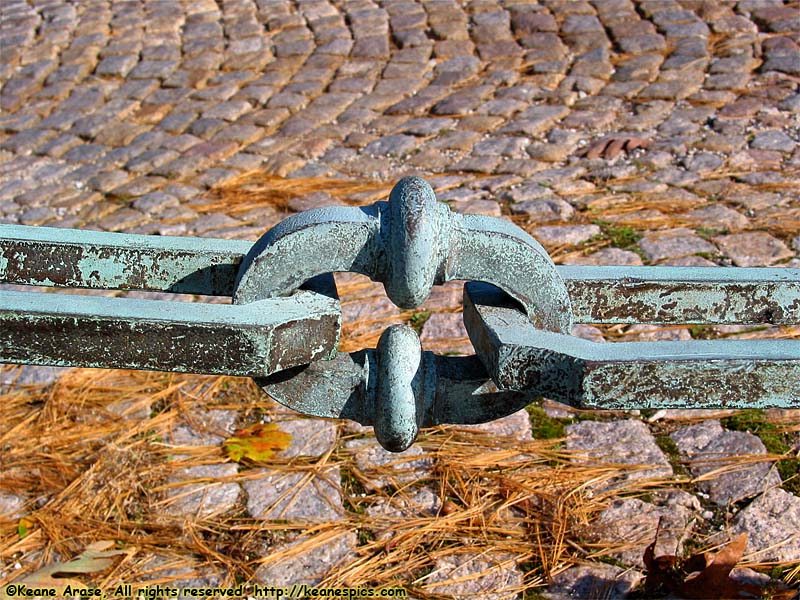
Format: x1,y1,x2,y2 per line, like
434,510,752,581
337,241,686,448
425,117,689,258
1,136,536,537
383,176,447,308
375,324,422,452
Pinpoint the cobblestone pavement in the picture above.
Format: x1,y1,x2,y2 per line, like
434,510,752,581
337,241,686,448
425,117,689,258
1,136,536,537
1,0,800,597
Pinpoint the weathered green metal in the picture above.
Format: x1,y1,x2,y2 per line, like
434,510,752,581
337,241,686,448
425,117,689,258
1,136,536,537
463,282,800,409
257,348,536,437
0,288,340,376
235,176,574,450
1,176,799,453
0,224,249,295
233,176,573,334
375,325,425,451
563,266,800,325
3,224,797,325
0,225,342,379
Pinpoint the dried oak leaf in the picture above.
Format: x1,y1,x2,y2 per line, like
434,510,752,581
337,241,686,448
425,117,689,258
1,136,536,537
677,534,750,599
223,423,292,463
577,135,652,159
644,533,796,600
17,541,134,594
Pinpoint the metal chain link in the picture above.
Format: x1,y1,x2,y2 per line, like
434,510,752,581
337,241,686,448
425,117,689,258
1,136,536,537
1,177,799,452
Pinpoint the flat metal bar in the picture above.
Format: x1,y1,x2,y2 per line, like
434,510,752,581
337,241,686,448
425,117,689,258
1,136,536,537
0,289,340,376
0,224,250,295
559,266,800,325
464,283,800,409
4,225,799,325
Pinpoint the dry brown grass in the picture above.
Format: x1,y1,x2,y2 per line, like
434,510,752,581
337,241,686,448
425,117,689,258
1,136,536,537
3,162,800,594
1,368,797,595
751,208,800,238
196,171,393,216
0,371,559,589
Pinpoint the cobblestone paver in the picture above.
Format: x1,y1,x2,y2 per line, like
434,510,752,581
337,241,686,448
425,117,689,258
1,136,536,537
1,0,799,597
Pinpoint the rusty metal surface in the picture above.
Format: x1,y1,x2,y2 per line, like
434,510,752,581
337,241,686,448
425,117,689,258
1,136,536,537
0,287,340,377
0,224,249,295
562,266,800,325
464,282,800,409
0,288,339,377
6,227,796,326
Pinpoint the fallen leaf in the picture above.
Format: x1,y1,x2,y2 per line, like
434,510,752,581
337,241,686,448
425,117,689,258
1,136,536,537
643,519,684,595
223,423,292,463
17,517,33,539
18,541,134,593
577,135,652,159
643,531,796,599
677,534,750,599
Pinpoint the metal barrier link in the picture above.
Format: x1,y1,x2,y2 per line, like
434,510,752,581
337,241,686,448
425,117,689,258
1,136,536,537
2,176,799,451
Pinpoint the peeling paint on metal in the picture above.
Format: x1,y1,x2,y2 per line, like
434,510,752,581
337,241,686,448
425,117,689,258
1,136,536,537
0,224,250,295
0,289,339,377
464,282,800,409
2,177,799,452
561,266,800,325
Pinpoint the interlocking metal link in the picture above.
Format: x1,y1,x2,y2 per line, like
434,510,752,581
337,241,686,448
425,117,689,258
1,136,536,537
0,226,341,377
238,176,567,450
2,176,799,453
257,346,534,452
375,325,426,452
233,176,572,333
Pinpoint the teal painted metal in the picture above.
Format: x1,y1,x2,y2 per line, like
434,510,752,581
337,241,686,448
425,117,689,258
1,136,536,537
0,224,249,295
0,222,343,377
463,282,800,409
375,325,426,452
0,288,340,376
563,266,800,325
1,176,799,452
4,223,796,325
236,175,573,449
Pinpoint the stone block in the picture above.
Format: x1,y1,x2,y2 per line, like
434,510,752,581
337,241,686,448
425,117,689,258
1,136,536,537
425,553,523,600
713,232,794,267
163,464,240,518
244,467,344,521
567,420,673,488
671,420,782,505
255,532,356,586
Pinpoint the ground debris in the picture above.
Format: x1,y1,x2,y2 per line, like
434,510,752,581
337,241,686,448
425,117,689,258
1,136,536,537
577,135,652,160
643,528,796,599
